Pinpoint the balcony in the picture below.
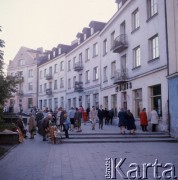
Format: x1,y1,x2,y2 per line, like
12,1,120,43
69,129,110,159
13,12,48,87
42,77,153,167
16,90,23,96
46,74,53,80
74,62,83,71
114,69,128,85
74,81,83,92
46,88,52,95
113,34,128,53
16,76,24,83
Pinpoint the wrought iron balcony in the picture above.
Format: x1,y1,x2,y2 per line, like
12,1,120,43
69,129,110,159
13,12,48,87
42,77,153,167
74,62,83,71
114,69,128,85
74,81,83,92
16,76,24,83
113,34,128,53
46,74,53,80
46,88,52,95
17,90,24,96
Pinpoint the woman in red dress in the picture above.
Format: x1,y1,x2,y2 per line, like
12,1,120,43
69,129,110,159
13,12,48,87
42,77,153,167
139,108,148,132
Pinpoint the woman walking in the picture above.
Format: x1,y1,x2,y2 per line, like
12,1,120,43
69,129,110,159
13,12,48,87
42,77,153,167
126,110,136,134
28,113,36,139
150,108,159,132
118,108,127,134
90,106,97,130
140,108,148,132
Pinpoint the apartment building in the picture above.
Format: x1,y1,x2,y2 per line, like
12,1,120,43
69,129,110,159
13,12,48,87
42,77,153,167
99,0,168,131
65,21,106,111
38,44,71,111
7,47,43,113
166,0,178,137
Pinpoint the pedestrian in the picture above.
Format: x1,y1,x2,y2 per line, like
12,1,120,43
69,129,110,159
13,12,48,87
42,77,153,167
97,105,105,129
150,108,159,132
41,113,52,141
82,109,88,125
28,113,36,139
68,107,75,130
74,107,82,132
108,108,114,125
63,113,71,138
90,106,97,130
86,106,90,121
118,108,127,134
126,110,136,134
16,115,27,138
60,107,67,131
140,108,148,132
56,107,62,129
104,108,109,125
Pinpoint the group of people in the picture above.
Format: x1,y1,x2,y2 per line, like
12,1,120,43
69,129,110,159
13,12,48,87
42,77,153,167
14,105,160,143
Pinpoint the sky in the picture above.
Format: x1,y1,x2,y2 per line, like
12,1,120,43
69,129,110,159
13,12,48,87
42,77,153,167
0,0,117,69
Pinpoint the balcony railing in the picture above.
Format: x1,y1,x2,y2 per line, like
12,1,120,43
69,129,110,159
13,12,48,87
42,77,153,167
46,88,52,95
74,81,83,92
16,76,24,83
113,34,128,53
74,62,83,71
46,74,53,80
114,69,128,84
16,90,24,96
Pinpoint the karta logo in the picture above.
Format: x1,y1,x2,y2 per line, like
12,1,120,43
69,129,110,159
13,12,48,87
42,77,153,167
105,158,177,179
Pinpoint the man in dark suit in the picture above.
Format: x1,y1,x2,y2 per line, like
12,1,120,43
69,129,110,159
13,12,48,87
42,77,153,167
97,105,105,129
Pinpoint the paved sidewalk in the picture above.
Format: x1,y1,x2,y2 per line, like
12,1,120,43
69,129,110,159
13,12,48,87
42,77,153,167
0,123,178,180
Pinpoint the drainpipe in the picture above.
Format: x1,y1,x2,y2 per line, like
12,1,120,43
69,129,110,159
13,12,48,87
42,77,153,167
164,0,170,135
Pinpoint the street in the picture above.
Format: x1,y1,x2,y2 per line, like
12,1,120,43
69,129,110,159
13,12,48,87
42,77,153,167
0,123,178,180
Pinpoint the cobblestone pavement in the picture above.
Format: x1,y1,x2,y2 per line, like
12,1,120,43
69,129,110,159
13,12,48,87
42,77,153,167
0,123,178,180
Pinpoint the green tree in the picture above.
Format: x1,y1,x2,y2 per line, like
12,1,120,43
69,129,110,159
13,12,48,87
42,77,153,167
0,26,18,119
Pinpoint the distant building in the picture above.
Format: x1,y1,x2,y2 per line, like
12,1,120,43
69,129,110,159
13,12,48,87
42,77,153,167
7,47,44,113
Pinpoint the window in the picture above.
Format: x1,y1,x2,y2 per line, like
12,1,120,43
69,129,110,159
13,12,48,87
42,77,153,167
40,71,42,79
49,66,52,75
134,89,142,118
28,69,33,77
149,35,159,60
28,98,33,108
150,84,162,116
103,39,108,55
103,66,108,82
54,98,58,109
84,34,87,40
132,8,140,31
73,76,76,87
60,78,64,88
73,57,76,68
58,48,61,54
93,93,99,108
19,59,25,66
93,67,99,80
147,0,158,19
48,54,50,60
54,64,58,73
39,85,42,93
44,69,47,77
111,61,116,78
91,27,94,35
49,81,52,89
133,46,141,67
85,70,90,83
111,94,117,117
79,74,82,82
44,83,47,92
103,96,108,109
44,99,47,107
85,48,90,61
60,61,64,71
68,99,71,110
68,60,71,71
93,43,98,57
111,31,115,49
85,95,90,109
79,53,82,63
53,51,56,57
73,98,77,108
68,79,71,89
60,97,64,107
54,80,58,90
28,82,33,91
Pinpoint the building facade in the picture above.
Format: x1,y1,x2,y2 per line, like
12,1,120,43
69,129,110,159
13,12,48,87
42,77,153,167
166,0,178,137
7,0,178,135
7,47,43,113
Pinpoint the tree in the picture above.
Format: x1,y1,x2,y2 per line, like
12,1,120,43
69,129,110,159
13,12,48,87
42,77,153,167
0,26,18,119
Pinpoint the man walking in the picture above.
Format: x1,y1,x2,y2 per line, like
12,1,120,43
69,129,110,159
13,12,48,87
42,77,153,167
98,105,105,129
